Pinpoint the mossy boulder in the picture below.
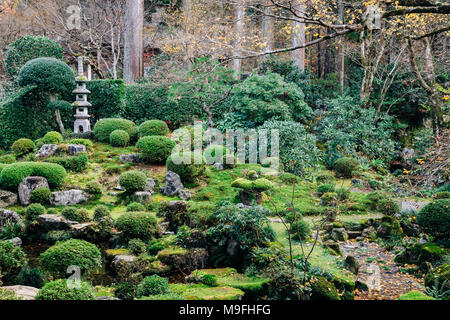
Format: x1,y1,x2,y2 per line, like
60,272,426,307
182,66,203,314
398,291,436,300
376,216,403,239
157,247,208,273
310,276,341,300
231,178,272,192
395,243,446,266
170,283,244,300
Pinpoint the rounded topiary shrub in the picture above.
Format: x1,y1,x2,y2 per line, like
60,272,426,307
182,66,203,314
61,207,89,223
128,239,147,256
11,138,35,156
35,279,94,301
84,181,102,200
166,152,206,183
139,120,170,137
93,205,111,221
136,275,169,298
43,131,63,145
40,239,102,278
119,170,147,193
333,157,359,178
136,136,176,163
31,187,51,205
417,199,450,239
127,202,146,212
0,162,66,191
291,219,311,241
93,118,137,143
376,198,400,216
110,130,130,147
0,241,28,284
115,212,159,241
18,57,75,95
114,282,136,300
316,173,336,185
25,203,46,221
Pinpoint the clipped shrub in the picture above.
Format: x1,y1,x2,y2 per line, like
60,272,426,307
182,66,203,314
127,202,146,212
316,173,336,185
61,207,89,223
6,35,65,79
0,162,67,191
93,205,111,221
119,170,147,193
376,198,400,216
40,239,102,277
136,136,176,163
42,131,63,144
317,184,335,195
11,138,35,156
114,282,136,301
115,212,160,241
84,181,102,200
166,152,206,183
333,157,359,178
70,139,93,149
24,203,46,221
128,239,147,256
136,275,169,298
36,279,94,300
139,120,170,137
291,219,311,241
46,153,88,173
417,200,450,239
31,187,51,205
17,267,44,288
231,178,272,192
110,130,130,147
86,79,126,122
93,118,137,143
0,240,28,284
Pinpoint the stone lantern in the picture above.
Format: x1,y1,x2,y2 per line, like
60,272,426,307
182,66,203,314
73,56,92,134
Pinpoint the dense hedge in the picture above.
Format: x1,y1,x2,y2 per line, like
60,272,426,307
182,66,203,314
46,153,88,173
42,131,63,144
93,118,137,143
115,212,160,241
11,138,35,156
36,279,95,301
136,136,176,163
139,120,170,137
86,80,125,122
40,239,102,277
0,240,28,284
110,130,130,147
417,200,450,239
119,170,147,193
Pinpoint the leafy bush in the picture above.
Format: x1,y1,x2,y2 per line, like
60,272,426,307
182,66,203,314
128,239,147,255
17,267,44,288
136,136,176,163
317,184,335,195
36,279,94,300
0,240,28,284
46,153,88,173
6,36,65,79
70,139,93,149
18,58,75,96
333,157,359,178
11,138,35,156
42,131,63,145
166,152,206,183
115,212,160,241
434,192,450,200
316,173,336,185
417,200,450,239
114,282,136,300
110,130,130,147
25,203,46,221
258,120,322,176
317,96,397,165
40,239,102,277
136,275,169,298
127,202,146,212
367,191,388,210
376,198,400,216
320,193,338,207
139,120,170,137
119,170,147,193
31,187,51,205
84,181,102,200
86,80,125,122
291,219,311,241
93,118,137,143
230,73,312,127
93,205,111,221
61,207,89,223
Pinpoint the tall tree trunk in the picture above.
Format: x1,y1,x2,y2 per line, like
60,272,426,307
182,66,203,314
50,94,65,135
232,0,244,79
337,0,345,91
291,0,306,71
183,0,193,70
261,0,273,56
124,0,144,83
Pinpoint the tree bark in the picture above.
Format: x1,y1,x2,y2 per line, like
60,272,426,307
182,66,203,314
232,0,244,79
291,0,306,71
261,0,273,56
123,0,144,83
337,0,345,91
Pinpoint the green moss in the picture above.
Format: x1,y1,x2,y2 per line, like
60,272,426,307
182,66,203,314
157,247,188,259
169,283,244,300
105,248,130,257
398,291,436,300
310,276,341,300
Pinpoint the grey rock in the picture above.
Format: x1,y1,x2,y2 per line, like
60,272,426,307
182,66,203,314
68,144,86,156
35,144,58,159
161,171,184,196
5,237,22,247
36,214,73,231
18,176,49,206
132,192,153,204
119,154,142,163
112,255,136,273
236,203,252,209
362,226,377,240
347,231,363,239
1,285,39,300
323,240,341,256
344,255,360,275
50,189,88,206
213,163,224,170
331,228,349,242
178,189,191,201
97,296,120,301
144,178,156,194
0,190,18,208
401,201,429,212
0,209,22,228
